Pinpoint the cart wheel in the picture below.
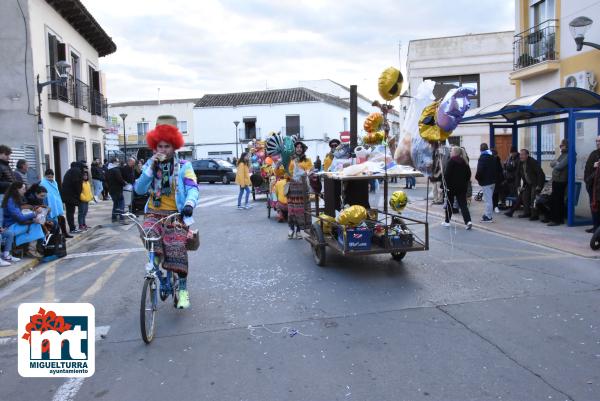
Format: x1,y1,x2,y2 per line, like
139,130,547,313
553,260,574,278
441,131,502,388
591,227,600,251
252,187,256,201
310,222,326,267
267,203,272,219
391,251,406,261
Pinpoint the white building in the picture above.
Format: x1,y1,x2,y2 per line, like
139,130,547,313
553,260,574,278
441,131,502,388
405,31,515,165
193,87,377,162
1,0,116,185
108,98,200,160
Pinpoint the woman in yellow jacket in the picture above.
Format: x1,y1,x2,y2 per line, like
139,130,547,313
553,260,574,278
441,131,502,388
235,152,252,209
78,170,94,230
287,141,313,239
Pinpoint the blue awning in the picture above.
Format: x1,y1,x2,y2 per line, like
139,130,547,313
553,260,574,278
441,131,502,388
461,87,600,123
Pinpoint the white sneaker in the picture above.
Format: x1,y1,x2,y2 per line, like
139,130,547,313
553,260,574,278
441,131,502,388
466,222,472,230
288,229,294,239
237,205,244,210
0,259,11,267
494,207,500,213
441,222,451,227
2,255,20,262
244,204,253,209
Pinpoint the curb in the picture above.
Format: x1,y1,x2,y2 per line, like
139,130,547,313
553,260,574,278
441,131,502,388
406,204,600,259
0,225,103,289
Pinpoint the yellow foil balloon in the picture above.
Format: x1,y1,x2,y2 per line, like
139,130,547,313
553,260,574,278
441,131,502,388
378,67,403,101
418,100,451,142
336,205,368,227
363,112,383,133
319,213,336,234
389,191,408,212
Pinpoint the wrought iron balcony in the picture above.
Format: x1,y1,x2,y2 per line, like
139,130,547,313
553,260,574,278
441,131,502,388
46,65,108,121
513,19,559,70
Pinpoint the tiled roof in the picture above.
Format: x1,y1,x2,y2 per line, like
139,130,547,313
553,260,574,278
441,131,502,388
109,98,201,107
45,0,116,57
195,88,368,113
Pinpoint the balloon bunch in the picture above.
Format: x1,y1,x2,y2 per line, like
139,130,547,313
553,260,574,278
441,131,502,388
265,132,297,174
418,87,477,142
362,112,386,145
248,139,268,172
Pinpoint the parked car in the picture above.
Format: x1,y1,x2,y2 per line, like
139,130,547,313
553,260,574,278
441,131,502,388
192,159,237,184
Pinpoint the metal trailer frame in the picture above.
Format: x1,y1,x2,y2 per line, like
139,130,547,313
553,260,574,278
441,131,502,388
303,172,429,266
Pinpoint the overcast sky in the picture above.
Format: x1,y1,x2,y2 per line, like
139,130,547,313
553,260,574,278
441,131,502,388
82,0,515,103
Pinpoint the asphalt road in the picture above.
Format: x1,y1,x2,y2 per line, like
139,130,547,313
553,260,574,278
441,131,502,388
0,183,599,401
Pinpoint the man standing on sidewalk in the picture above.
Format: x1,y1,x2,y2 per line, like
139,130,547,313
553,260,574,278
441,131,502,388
475,143,497,222
0,145,15,228
61,162,84,234
105,158,127,223
548,139,568,226
584,136,600,233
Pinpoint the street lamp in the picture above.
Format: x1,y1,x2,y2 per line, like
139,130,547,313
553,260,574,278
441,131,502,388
569,16,600,51
233,120,240,159
37,60,71,171
120,113,128,159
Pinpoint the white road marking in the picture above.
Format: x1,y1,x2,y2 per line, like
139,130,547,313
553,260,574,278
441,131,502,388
52,378,85,401
196,196,238,208
0,336,16,345
63,248,145,259
78,258,124,303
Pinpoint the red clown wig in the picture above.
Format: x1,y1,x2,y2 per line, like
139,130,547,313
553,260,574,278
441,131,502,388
146,124,185,150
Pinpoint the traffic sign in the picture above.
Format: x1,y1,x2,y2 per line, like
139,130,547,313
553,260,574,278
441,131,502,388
340,131,350,143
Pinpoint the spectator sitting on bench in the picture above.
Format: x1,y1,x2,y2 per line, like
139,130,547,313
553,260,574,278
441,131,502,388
2,182,45,258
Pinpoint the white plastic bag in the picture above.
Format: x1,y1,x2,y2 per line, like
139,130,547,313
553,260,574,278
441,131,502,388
395,80,436,171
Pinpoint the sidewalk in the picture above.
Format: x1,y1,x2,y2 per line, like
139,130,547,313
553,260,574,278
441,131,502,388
392,180,599,259
0,199,115,287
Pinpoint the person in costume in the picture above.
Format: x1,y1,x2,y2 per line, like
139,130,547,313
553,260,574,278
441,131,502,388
134,115,199,309
287,141,313,239
273,168,289,223
323,139,340,172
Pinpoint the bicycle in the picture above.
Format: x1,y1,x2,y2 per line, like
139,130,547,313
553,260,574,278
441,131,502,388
122,211,183,344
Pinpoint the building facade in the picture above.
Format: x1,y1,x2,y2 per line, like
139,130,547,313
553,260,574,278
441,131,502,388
107,98,200,160
405,31,516,166
193,87,374,162
0,0,115,184
511,0,600,216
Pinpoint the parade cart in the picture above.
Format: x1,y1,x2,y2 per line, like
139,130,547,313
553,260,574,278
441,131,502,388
250,173,270,201
303,171,429,266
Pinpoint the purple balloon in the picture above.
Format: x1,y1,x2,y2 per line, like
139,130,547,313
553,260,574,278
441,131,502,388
436,87,477,132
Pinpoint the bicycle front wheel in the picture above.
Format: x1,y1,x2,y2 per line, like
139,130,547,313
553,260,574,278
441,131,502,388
140,277,157,344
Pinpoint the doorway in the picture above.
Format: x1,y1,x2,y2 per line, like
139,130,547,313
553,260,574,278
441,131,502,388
494,135,512,163
52,137,68,187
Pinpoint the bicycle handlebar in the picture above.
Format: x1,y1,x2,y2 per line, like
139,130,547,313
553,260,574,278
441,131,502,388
121,212,181,241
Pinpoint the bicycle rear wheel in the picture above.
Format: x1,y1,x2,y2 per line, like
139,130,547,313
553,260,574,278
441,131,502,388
140,277,157,344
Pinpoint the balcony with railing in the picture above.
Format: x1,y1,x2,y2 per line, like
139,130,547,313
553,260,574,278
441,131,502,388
511,20,559,80
46,65,108,127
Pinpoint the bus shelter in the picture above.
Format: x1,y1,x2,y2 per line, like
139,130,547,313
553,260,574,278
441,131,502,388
460,87,600,227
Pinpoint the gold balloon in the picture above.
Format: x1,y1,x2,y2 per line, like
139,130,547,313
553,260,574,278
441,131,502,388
363,130,386,145
418,100,452,142
389,191,408,212
363,112,383,133
378,67,403,101
336,205,367,227
319,213,336,234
